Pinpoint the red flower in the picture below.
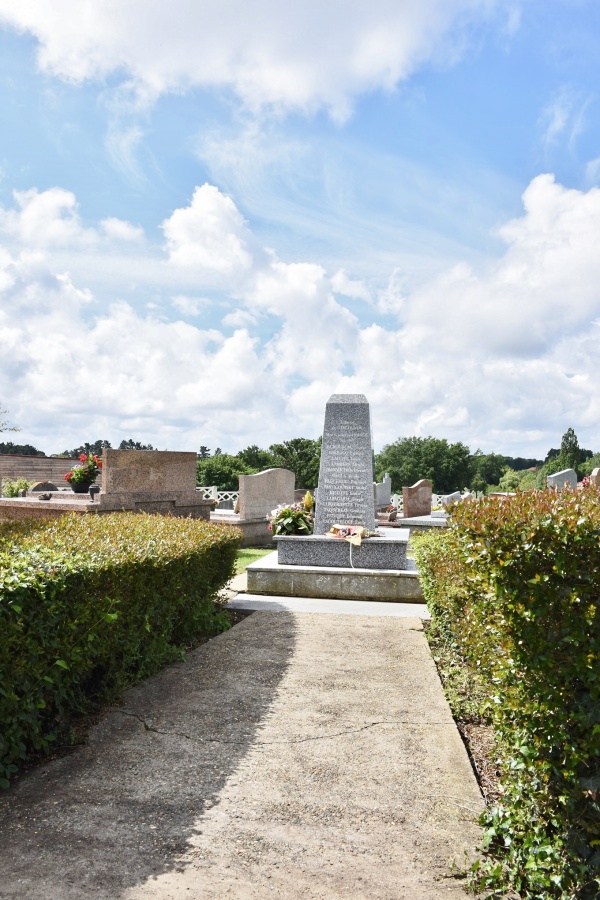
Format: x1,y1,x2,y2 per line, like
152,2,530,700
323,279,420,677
79,453,87,462
64,472,72,481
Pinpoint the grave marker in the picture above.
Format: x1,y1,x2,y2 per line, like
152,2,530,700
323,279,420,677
314,394,377,534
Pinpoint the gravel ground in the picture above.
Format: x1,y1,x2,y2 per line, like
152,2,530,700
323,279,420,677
0,612,483,899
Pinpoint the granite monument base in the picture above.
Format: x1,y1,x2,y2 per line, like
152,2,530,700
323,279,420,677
246,550,423,602
275,529,408,570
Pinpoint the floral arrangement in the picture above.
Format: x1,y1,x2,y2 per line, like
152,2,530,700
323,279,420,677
64,453,103,485
268,494,314,536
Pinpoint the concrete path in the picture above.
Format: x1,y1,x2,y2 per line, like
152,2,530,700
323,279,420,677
0,612,483,899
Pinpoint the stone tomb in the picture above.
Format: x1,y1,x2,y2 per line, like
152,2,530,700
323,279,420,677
590,467,600,487
402,479,432,518
210,467,295,547
0,450,213,522
96,449,212,517
547,468,577,491
266,394,413,587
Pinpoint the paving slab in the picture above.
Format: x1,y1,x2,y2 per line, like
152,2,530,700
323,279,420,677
0,613,483,899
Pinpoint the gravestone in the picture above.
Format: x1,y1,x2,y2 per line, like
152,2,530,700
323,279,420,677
314,394,376,534
441,491,461,507
238,468,295,520
29,481,59,493
374,473,392,510
590,467,600,487
547,468,577,491
402,479,432,518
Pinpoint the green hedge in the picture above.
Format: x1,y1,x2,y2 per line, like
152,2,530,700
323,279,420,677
414,489,600,899
0,513,241,787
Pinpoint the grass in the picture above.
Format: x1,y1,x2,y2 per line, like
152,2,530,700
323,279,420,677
235,547,273,574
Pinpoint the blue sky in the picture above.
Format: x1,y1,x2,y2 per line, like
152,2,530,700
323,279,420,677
0,0,599,457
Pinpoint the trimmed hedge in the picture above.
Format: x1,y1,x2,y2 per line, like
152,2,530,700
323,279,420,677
414,489,600,899
0,513,241,787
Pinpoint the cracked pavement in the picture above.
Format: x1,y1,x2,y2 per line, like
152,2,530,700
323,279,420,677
0,612,484,899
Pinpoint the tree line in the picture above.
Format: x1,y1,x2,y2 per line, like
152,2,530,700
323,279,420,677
197,427,600,494
2,402,597,495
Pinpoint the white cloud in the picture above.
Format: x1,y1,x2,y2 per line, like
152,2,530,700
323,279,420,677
2,173,600,458
0,0,509,119
170,294,212,317
0,187,96,247
162,184,259,275
0,187,145,252
100,217,144,243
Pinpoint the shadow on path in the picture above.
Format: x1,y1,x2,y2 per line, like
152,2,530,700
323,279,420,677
0,613,297,899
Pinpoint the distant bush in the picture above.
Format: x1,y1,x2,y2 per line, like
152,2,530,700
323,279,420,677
0,513,241,787
1,477,33,497
415,489,600,899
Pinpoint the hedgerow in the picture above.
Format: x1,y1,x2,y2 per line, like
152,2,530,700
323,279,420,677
0,512,241,787
414,488,600,899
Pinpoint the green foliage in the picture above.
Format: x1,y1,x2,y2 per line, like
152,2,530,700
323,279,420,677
375,435,472,493
237,444,277,470
416,492,600,898
118,439,155,450
1,477,33,497
470,451,508,493
0,513,240,787
0,442,44,456
496,467,523,492
503,456,544,471
196,454,251,490
268,437,322,489
558,426,581,472
581,453,600,478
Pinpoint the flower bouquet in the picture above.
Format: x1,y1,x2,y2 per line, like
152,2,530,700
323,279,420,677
268,493,314,536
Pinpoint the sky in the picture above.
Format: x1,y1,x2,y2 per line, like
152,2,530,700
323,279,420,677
0,0,600,458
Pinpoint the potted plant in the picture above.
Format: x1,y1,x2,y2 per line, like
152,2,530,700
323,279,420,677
64,454,102,493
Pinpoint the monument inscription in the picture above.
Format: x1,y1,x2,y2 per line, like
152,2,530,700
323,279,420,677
314,394,377,534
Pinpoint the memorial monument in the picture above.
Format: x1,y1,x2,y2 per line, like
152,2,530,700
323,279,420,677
274,393,408,571
314,394,377,534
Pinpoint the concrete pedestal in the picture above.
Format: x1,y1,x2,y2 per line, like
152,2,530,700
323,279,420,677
275,529,408,570
246,550,423,602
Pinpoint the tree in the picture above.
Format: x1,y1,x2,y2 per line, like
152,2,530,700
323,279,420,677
580,452,600,477
196,454,251,490
0,441,44,456
0,405,19,433
62,439,112,458
118,439,155,450
268,437,322,489
237,445,277,471
558,427,580,472
375,436,472,494
198,446,211,459
470,451,507,492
